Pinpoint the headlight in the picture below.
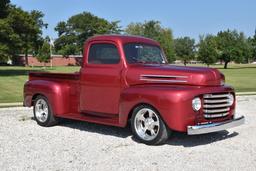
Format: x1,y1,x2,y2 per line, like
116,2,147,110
220,73,225,85
192,97,201,111
228,93,234,106
220,79,225,85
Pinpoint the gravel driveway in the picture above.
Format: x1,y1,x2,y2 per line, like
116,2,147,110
0,96,255,171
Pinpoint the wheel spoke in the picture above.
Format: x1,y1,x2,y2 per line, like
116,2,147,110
142,127,147,133
150,129,156,136
36,104,40,112
152,120,159,127
43,107,48,114
41,114,45,121
139,114,146,122
148,110,154,118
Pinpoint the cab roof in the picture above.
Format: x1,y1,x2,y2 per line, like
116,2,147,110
86,34,160,46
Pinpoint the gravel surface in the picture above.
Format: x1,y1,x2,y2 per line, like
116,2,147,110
0,96,255,171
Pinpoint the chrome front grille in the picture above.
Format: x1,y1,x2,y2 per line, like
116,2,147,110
203,93,232,119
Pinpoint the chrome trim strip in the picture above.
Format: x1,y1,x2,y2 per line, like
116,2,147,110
140,78,187,83
187,116,245,135
204,107,230,113
204,99,229,103
204,103,231,108
203,94,230,98
204,112,229,118
140,74,188,78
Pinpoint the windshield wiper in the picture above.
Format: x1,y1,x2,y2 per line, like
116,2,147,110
130,57,145,64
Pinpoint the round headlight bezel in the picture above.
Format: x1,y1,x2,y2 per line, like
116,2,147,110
228,93,234,106
192,97,202,111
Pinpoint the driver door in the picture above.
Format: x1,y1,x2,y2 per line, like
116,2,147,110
80,41,122,116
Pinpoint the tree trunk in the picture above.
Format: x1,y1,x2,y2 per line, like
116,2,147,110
24,37,29,67
224,61,228,69
25,48,28,67
184,60,187,66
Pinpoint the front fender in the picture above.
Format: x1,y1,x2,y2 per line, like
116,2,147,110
24,80,70,116
119,85,196,130
119,85,234,132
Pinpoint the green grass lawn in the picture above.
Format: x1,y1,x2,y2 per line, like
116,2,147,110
0,66,80,103
184,64,256,92
0,64,255,103
218,65,256,92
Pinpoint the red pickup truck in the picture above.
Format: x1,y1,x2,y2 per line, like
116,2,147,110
24,35,244,145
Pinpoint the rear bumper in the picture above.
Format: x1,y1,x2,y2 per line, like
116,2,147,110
187,116,245,135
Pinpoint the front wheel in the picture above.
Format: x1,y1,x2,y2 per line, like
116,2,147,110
33,95,58,127
131,105,170,145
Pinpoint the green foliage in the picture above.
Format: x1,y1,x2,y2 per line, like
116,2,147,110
0,2,47,64
0,0,10,18
125,20,175,63
198,35,218,66
125,22,144,35
0,18,21,62
216,29,251,69
174,37,196,65
248,30,256,62
36,40,51,65
54,12,121,56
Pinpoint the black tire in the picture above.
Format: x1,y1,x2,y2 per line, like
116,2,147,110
33,95,58,127
130,105,170,145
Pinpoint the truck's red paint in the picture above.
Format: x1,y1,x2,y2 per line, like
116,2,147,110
24,35,236,132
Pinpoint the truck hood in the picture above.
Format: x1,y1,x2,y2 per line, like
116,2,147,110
126,64,224,86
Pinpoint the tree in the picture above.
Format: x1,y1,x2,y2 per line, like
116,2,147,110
216,29,249,69
125,22,144,35
174,37,196,66
12,9,47,66
0,19,20,62
158,29,175,62
0,1,17,62
37,39,51,67
0,1,47,65
248,29,256,62
0,0,10,18
125,20,175,63
54,12,121,56
197,35,218,67
240,36,253,64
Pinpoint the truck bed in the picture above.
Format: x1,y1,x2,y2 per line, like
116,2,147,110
29,72,80,81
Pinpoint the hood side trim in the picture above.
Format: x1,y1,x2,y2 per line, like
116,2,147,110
141,74,188,78
140,74,188,83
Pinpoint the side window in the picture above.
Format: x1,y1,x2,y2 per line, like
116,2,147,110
88,43,120,64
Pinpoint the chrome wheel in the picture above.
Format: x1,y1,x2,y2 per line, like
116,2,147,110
35,98,49,123
134,108,160,141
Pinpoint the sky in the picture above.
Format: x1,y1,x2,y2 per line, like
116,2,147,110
11,0,256,41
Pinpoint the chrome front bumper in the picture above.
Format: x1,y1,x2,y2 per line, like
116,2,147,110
187,116,245,135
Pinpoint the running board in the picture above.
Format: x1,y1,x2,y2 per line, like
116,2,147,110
81,110,119,119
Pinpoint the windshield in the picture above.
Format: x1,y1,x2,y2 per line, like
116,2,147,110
124,43,167,64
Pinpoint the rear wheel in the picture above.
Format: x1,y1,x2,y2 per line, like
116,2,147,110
33,95,58,127
131,105,170,145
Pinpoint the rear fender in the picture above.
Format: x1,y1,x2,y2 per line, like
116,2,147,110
24,80,70,116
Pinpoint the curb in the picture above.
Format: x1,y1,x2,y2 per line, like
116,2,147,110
236,92,256,95
0,102,23,108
